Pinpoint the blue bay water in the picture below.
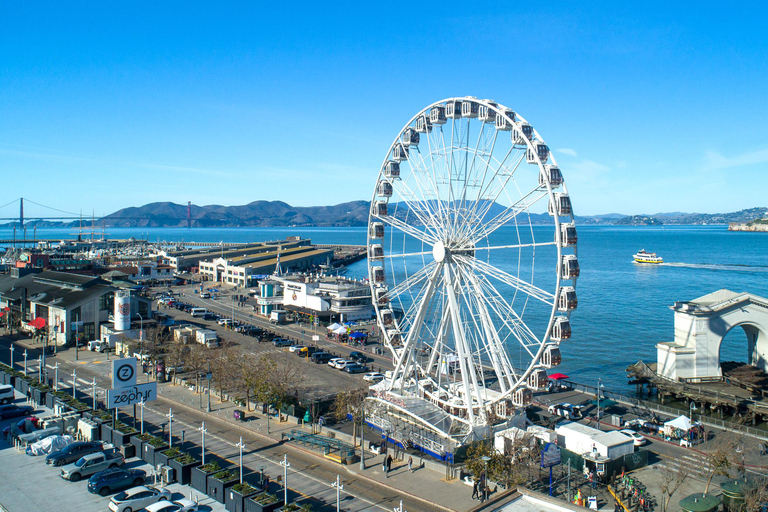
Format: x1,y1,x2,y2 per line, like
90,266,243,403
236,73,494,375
3,225,767,393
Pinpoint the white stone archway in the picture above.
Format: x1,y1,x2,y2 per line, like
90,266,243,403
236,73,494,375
657,289,768,381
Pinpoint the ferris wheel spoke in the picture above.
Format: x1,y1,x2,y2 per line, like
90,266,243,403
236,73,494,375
471,241,558,252
460,256,555,305
384,260,438,304
406,148,448,232
451,119,488,237
375,212,438,246
468,188,549,243
382,250,434,259
464,150,525,234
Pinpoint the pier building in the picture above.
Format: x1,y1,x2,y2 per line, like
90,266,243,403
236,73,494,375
158,239,310,271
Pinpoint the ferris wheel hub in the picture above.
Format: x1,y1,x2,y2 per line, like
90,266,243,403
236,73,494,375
432,240,446,262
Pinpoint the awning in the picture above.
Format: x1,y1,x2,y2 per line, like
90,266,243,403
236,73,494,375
664,415,692,431
343,321,357,327
549,373,569,380
333,326,347,335
327,323,342,331
349,331,366,339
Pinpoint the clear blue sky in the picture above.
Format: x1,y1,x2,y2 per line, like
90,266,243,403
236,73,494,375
1,2,766,217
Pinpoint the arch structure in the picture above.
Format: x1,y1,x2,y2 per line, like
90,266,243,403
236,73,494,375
657,289,768,381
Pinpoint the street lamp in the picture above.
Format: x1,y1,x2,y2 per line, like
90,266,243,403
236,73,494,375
9,344,14,370
91,378,97,410
23,349,28,376
236,437,245,484
166,408,174,448
330,474,343,512
206,362,212,413
280,454,291,506
37,355,43,383
139,398,145,435
359,404,366,470
72,369,77,399
199,422,207,465
596,378,604,430
53,362,59,391
481,455,491,502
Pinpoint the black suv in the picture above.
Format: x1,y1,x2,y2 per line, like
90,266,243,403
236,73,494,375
349,351,371,364
311,352,334,364
46,441,103,466
87,467,146,496
0,404,34,420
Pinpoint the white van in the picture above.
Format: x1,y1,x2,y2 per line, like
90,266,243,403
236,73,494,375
0,384,15,405
190,308,207,318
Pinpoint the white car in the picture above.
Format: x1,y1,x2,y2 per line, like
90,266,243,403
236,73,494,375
145,498,199,512
288,345,306,353
547,403,583,419
619,429,647,446
363,372,385,383
335,360,355,371
109,485,172,512
327,358,345,368
199,292,210,299
217,318,233,327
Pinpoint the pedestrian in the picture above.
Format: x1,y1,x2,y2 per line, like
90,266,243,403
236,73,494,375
589,471,596,489
386,454,393,477
472,480,479,500
382,455,387,473
408,455,413,472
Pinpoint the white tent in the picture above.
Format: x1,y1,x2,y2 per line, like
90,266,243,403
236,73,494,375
664,415,692,431
327,323,342,331
333,325,347,335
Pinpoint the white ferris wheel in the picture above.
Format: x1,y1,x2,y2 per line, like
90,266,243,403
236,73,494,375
367,96,579,442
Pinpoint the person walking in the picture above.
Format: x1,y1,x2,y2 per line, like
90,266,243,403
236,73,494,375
382,454,387,473
408,455,413,472
472,480,479,500
386,454,393,477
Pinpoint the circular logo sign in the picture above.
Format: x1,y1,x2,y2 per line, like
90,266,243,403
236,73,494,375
116,363,135,383
118,303,130,316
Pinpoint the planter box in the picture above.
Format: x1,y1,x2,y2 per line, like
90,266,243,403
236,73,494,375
0,370,6,385
111,428,138,448
142,442,169,465
130,435,146,457
191,465,219,495
226,486,260,512
101,423,114,445
208,473,238,503
31,387,48,405
15,377,27,394
169,457,201,485
244,493,284,512
155,448,182,468
45,392,57,409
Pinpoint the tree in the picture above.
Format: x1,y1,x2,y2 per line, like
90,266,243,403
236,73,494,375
658,459,692,512
465,439,512,488
702,420,745,493
742,475,768,512
331,387,368,448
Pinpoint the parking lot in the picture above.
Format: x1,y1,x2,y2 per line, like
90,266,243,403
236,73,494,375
0,389,224,512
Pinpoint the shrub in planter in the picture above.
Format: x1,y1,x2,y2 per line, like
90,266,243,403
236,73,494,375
141,435,168,465
279,503,312,512
169,452,201,485
191,461,221,494
130,433,152,456
245,492,284,512
208,469,238,503
226,482,260,512
155,446,183,468
111,421,138,447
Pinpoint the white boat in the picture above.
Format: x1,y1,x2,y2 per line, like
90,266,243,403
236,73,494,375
633,249,663,264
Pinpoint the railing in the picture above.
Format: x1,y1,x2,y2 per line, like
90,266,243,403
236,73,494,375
561,380,768,441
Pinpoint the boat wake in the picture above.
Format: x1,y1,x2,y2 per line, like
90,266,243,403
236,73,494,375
660,262,768,273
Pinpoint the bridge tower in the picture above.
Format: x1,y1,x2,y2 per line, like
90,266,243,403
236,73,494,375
19,197,24,229
187,201,191,228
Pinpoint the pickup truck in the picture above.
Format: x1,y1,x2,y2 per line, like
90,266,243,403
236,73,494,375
60,451,124,482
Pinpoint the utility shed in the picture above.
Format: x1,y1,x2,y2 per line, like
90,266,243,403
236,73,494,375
555,422,634,460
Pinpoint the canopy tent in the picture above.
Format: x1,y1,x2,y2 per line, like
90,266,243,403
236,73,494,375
332,326,347,335
664,415,692,431
348,331,366,339
327,323,343,331
343,321,357,327
29,317,46,329
548,373,569,380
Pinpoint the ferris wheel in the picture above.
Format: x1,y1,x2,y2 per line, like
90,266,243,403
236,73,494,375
367,97,579,439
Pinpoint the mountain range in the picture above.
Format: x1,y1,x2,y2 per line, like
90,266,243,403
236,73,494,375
7,202,768,228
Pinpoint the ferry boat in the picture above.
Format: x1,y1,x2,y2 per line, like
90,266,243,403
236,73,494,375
633,249,663,264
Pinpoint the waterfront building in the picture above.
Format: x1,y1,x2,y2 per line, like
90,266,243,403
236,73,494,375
158,239,310,271
269,274,374,323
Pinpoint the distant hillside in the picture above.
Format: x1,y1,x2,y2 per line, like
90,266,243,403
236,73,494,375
20,202,760,229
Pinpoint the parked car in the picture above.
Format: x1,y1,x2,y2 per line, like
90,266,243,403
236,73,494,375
145,498,199,512
199,292,210,299
0,384,15,404
288,345,305,353
46,441,103,466
349,351,371,363
332,360,354,370
363,372,385,383
618,429,647,446
311,352,334,364
87,467,147,496
108,485,171,512
328,358,346,369
344,363,367,374
296,347,319,357
217,318,233,327
272,338,292,347
60,451,125,481
547,403,583,420
0,404,35,420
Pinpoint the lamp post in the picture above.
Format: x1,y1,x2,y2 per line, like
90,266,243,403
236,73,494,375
199,422,207,465
91,378,97,410
330,474,343,512
596,378,604,430
23,349,28,376
9,344,14,370
166,408,174,448
206,362,211,413
280,454,291,506
236,437,245,484
481,455,491,502
37,355,43,382
72,369,77,399
139,398,145,435
359,404,366,470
